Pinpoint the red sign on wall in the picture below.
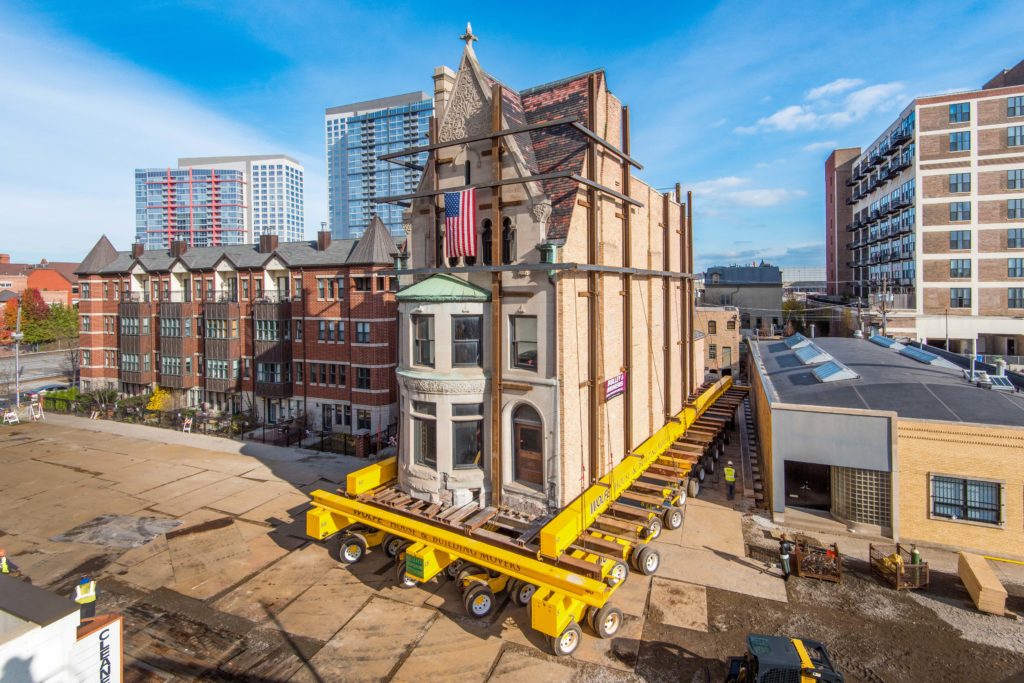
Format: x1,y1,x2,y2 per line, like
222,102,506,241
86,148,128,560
604,372,627,401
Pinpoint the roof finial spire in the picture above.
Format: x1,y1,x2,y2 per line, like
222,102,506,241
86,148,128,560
460,22,477,47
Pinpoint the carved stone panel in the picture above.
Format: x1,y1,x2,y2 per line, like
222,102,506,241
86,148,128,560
438,69,489,143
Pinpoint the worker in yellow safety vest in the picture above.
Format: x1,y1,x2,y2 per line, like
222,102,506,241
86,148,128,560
74,576,98,619
0,549,15,575
724,461,736,500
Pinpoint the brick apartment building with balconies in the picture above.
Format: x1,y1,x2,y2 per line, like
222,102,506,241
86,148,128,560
74,218,399,437
826,59,1024,357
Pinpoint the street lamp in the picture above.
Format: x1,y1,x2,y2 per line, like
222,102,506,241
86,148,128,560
12,303,23,409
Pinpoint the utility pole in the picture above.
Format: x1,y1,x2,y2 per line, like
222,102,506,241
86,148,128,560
945,308,949,350
875,274,892,336
12,304,23,409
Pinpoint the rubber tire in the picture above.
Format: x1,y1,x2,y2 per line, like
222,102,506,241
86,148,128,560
550,621,583,657
645,516,662,541
592,604,624,639
604,560,629,587
337,534,367,564
457,564,487,594
636,546,661,576
512,580,537,607
688,476,700,498
395,560,417,589
663,506,683,530
704,455,715,474
463,583,496,619
381,534,404,559
697,465,706,482
445,559,464,581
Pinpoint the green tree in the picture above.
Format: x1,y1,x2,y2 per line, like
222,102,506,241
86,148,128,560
782,297,807,335
19,288,51,344
47,303,79,341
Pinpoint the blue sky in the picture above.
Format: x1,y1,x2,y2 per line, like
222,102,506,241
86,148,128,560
1,1,1021,271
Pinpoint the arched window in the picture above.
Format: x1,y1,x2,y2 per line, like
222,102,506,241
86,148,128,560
481,219,493,266
501,217,515,265
513,404,543,487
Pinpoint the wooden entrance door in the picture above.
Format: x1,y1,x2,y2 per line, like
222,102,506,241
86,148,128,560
514,422,543,486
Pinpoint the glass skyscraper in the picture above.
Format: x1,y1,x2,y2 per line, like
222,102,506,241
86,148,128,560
326,92,431,239
135,155,304,249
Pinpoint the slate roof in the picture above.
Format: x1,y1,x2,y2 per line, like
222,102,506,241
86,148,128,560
396,273,490,303
348,215,400,265
76,227,398,276
754,336,1024,427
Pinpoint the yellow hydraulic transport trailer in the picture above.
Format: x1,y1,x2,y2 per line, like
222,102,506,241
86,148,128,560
306,376,744,656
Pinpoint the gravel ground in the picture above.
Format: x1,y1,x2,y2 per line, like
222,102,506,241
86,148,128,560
636,515,1024,683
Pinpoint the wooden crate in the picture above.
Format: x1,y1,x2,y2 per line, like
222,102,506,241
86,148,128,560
958,552,1007,615
869,544,929,590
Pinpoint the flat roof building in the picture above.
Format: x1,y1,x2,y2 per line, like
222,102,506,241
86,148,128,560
749,334,1024,558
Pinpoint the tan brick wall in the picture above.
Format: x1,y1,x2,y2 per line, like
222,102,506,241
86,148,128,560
979,199,1012,224
978,99,1010,126
980,228,1007,251
922,202,969,227
979,170,1020,195
922,287,972,315
923,259,963,282
696,307,741,373
898,419,1024,558
979,288,1014,316
925,174,970,200
921,230,972,254
919,104,968,133
919,132,970,162
979,257,1017,282
979,127,1009,156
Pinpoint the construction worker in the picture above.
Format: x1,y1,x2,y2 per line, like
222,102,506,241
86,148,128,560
723,460,736,500
74,576,98,619
0,549,18,576
779,534,795,581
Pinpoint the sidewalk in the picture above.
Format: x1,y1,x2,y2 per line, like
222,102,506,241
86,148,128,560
44,412,369,468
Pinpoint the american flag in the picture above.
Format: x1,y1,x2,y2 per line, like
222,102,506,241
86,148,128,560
444,188,477,258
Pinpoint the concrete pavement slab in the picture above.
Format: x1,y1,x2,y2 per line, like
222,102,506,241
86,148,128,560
137,470,235,505
655,544,787,603
212,544,337,622
572,612,644,673
679,500,746,557
152,476,264,517
207,480,296,516
112,549,175,591
486,647,576,682
274,567,376,641
392,614,505,683
239,491,311,526
647,578,708,632
288,596,436,683
612,573,653,618
109,462,205,495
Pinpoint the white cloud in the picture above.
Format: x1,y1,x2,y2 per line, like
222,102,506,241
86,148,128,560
688,177,806,208
735,81,906,134
709,117,727,128
807,77,864,100
801,140,838,152
0,10,326,262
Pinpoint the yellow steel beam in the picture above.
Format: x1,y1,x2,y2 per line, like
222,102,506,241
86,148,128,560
539,377,733,559
346,456,398,495
306,488,613,608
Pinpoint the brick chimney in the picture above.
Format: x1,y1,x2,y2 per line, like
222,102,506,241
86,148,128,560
433,65,456,123
170,240,188,257
258,234,279,253
131,243,145,258
317,228,332,251
0,254,9,264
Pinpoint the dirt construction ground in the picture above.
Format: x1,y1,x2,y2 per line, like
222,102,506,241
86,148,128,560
2,416,1023,682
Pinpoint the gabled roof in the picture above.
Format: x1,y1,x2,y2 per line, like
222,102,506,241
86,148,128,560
347,216,399,265
75,235,120,275
396,273,490,303
33,262,80,284
77,237,386,275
